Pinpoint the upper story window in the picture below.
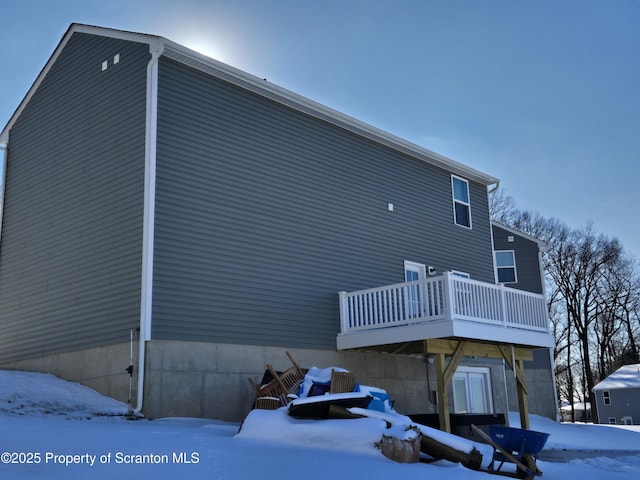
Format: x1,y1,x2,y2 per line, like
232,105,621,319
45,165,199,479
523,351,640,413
495,250,517,283
603,390,611,405
451,175,471,228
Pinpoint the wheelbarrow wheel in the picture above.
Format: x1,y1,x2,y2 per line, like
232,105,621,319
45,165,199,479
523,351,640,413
516,453,537,480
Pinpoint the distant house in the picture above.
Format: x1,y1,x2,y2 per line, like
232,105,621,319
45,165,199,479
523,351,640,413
0,24,556,427
593,364,640,425
560,402,592,423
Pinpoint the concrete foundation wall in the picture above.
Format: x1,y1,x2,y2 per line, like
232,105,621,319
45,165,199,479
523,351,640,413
0,341,137,409
1,339,558,423
143,340,433,421
506,363,558,420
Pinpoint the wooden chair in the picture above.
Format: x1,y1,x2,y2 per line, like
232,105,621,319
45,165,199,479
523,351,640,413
248,352,306,409
329,369,356,394
266,355,306,400
253,396,281,410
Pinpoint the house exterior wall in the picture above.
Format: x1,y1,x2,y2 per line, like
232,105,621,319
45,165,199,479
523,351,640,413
0,32,149,364
491,224,544,294
594,387,640,425
491,225,557,420
0,27,558,423
151,56,495,350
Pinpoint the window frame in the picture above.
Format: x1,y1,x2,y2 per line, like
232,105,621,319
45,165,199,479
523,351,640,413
494,250,518,284
452,366,494,414
451,175,472,229
603,390,611,405
404,260,427,318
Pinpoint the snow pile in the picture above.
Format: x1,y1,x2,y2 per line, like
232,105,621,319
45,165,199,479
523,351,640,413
593,363,640,390
239,407,387,455
0,370,127,418
509,412,640,451
1,370,640,480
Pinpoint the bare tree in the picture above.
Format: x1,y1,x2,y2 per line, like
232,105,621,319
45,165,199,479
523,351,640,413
489,191,640,423
489,188,519,225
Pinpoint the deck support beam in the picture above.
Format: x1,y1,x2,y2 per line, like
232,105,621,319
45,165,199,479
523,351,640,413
424,339,534,433
498,345,530,429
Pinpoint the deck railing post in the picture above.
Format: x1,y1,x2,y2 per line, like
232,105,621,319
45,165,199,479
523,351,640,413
499,284,508,326
442,271,454,321
338,291,349,334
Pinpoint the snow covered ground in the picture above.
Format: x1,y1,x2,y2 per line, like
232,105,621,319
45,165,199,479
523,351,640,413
1,370,639,479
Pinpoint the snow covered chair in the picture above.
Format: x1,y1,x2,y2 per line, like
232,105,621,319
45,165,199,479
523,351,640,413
329,369,356,394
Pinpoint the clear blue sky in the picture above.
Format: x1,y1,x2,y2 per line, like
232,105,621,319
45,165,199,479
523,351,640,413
2,0,639,257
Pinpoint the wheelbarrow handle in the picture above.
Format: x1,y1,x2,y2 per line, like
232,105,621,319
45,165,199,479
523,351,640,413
471,424,534,474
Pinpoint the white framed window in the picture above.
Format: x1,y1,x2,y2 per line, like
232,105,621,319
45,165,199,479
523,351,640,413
623,416,633,425
452,366,493,414
608,417,617,425
603,390,611,405
495,250,517,284
451,175,471,228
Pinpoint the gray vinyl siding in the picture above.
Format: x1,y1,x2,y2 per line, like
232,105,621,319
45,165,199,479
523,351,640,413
152,57,495,350
0,33,148,363
492,224,544,294
595,388,640,425
525,348,552,369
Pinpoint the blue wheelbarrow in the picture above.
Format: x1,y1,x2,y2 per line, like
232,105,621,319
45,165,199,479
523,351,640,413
471,424,550,479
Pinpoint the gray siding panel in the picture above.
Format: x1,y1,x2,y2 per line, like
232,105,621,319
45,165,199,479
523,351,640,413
492,224,544,294
0,33,148,363
595,387,640,424
152,57,496,350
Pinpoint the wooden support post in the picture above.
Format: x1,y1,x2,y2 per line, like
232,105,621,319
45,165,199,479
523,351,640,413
499,345,531,430
426,339,535,432
434,352,450,433
516,359,530,430
432,341,466,433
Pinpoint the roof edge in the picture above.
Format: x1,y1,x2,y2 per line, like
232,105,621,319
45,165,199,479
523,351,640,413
2,23,499,186
492,221,549,252
162,39,499,186
1,24,162,143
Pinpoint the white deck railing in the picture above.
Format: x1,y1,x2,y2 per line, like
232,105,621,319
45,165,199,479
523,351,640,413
338,272,549,336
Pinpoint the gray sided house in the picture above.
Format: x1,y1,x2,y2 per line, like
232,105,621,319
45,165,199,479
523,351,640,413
593,364,640,425
492,223,559,421
0,24,556,427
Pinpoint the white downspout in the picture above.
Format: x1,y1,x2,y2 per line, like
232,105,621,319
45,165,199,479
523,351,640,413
135,44,163,414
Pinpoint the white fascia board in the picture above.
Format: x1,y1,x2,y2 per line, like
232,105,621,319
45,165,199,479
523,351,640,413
337,321,456,350
450,321,555,348
337,321,555,351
